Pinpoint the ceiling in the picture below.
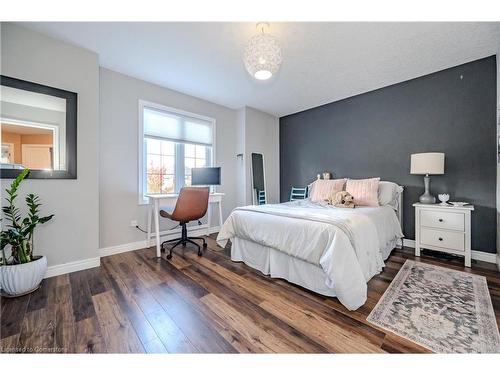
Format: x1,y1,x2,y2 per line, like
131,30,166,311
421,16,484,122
1,85,66,112
2,123,53,135
19,22,500,117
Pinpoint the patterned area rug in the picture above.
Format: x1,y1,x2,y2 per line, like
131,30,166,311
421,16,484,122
367,260,500,353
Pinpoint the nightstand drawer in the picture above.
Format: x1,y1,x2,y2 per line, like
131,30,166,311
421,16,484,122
420,228,465,251
420,210,465,231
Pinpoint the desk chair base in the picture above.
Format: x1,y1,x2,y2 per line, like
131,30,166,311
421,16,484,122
161,223,207,259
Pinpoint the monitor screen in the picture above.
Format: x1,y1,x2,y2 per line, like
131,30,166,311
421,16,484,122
191,167,221,186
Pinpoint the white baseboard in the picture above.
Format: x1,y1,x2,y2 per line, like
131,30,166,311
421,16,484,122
402,238,497,264
402,239,416,248
43,226,221,279
471,250,499,264
99,240,149,258
45,257,100,279
99,225,220,258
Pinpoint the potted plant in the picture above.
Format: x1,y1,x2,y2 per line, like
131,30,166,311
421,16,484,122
0,169,54,297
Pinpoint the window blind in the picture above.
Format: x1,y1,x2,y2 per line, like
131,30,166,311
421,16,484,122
143,107,213,146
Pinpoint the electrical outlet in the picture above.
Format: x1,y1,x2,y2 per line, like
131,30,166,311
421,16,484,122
130,220,138,227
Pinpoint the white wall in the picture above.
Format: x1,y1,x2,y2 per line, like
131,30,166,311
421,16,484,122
1,24,281,266
1,23,100,269
242,107,280,205
99,68,240,249
235,108,247,207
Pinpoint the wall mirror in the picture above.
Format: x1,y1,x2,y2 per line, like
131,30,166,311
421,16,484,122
1,76,77,179
251,152,267,205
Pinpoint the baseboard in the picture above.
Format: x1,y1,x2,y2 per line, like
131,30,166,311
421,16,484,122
99,240,149,258
45,257,100,279
402,238,497,264
41,226,220,279
402,239,416,248
99,225,220,258
471,250,499,264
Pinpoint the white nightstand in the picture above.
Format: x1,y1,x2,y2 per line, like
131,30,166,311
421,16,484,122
413,203,474,267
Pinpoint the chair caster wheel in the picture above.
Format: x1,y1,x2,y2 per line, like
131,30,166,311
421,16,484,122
197,250,202,257
166,254,172,260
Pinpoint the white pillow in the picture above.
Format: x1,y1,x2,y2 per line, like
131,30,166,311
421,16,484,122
378,181,401,208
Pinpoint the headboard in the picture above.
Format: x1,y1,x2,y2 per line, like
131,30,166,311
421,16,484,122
396,186,404,249
397,186,403,227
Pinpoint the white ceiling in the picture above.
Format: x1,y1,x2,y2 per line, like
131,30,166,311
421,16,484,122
1,86,66,112
1,123,53,135
19,22,500,117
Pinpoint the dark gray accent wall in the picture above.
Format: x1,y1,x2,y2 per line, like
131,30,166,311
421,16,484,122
280,56,497,253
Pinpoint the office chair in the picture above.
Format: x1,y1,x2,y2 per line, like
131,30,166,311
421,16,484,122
160,187,209,259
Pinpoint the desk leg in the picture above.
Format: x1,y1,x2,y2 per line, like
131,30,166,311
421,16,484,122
207,203,212,236
218,200,223,230
147,203,152,248
154,199,161,258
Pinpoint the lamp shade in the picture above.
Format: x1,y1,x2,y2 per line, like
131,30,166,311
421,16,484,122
410,152,445,175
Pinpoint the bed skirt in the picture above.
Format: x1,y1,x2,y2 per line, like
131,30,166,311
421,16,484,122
231,236,399,298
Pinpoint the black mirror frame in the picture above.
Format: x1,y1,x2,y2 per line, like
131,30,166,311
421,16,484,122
1,75,77,179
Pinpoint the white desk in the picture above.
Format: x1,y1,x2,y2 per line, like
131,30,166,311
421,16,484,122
146,192,225,258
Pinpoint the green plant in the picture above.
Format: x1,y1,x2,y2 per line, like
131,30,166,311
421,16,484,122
0,169,54,265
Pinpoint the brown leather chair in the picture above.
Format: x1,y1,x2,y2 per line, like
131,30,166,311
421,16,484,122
160,187,209,259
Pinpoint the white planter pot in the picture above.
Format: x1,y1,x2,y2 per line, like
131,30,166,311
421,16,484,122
0,256,47,296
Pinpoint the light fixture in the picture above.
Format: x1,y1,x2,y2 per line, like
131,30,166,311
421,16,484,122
243,22,282,81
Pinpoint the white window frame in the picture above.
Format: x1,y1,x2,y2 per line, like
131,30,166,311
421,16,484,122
138,99,216,205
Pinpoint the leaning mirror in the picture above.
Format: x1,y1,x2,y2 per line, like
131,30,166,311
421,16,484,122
1,76,77,179
251,152,267,205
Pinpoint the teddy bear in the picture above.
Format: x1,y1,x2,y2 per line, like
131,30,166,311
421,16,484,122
328,190,355,208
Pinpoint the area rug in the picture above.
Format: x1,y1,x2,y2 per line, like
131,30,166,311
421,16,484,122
367,260,500,353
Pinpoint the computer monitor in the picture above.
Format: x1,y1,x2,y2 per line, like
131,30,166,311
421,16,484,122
191,167,221,186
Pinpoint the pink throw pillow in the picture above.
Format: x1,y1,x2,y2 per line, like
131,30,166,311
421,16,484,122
310,179,347,202
346,178,380,207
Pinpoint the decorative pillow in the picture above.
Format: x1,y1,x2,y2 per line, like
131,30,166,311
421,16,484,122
310,179,347,203
378,181,400,207
346,178,380,207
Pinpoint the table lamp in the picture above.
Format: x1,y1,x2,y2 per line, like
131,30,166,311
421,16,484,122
410,152,445,204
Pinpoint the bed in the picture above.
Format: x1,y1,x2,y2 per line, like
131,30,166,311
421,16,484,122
216,186,404,311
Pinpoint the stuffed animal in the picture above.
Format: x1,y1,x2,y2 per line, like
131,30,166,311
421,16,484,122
329,190,355,208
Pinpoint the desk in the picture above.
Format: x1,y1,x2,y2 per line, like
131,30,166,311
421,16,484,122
146,192,225,258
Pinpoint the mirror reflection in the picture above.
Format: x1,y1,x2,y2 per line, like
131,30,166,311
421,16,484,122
1,85,66,171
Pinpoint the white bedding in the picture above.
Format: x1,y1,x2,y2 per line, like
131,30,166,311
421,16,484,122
217,200,403,310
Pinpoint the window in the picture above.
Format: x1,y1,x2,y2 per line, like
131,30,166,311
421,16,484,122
139,101,215,203
184,143,210,187
145,138,176,194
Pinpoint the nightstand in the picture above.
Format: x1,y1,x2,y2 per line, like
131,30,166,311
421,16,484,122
413,203,474,267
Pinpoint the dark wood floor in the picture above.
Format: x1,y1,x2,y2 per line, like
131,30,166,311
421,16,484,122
1,234,499,353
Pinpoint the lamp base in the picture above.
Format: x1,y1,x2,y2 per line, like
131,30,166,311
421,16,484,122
419,192,436,204
419,175,436,204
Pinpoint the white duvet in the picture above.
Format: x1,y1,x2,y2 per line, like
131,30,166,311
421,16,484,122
217,200,403,310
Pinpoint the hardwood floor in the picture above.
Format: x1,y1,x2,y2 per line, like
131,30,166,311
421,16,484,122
1,234,499,353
